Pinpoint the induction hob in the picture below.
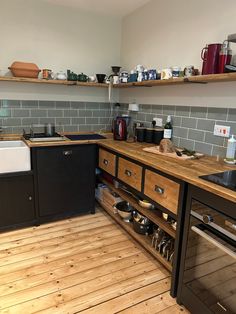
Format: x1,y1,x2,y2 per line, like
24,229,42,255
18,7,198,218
200,170,236,192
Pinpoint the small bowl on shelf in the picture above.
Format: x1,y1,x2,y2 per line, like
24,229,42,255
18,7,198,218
138,199,154,210
114,201,133,222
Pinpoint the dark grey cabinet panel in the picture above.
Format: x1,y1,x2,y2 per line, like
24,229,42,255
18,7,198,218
0,174,35,228
34,145,96,217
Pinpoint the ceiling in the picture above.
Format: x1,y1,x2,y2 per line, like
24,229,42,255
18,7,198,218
42,0,151,17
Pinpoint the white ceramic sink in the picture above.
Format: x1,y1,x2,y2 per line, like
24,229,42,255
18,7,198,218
0,140,31,174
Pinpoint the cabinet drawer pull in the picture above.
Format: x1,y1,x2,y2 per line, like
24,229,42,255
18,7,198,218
125,169,132,177
63,150,72,156
155,185,164,194
28,196,32,201
103,159,109,165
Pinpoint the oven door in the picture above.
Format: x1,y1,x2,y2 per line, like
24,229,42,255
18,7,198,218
182,205,236,313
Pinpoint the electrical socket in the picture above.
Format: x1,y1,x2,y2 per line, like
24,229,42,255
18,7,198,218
153,117,163,127
213,124,230,137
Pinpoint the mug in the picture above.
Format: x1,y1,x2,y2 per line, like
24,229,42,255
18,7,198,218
161,68,172,80
172,66,181,78
184,66,194,77
42,69,53,79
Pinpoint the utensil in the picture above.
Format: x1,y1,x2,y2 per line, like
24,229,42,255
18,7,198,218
77,73,89,82
8,61,41,78
42,69,53,79
56,71,67,80
44,123,55,137
114,201,133,222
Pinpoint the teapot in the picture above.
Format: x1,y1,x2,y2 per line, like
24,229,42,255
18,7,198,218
55,71,67,80
77,73,89,82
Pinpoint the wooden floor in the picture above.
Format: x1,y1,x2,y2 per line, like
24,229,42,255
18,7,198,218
0,207,188,314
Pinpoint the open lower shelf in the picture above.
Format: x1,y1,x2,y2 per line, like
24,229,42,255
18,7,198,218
97,198,172,272
100,178,176,239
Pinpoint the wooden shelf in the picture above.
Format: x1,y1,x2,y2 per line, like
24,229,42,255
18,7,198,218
1,72,236,89
100,178,176,239
0,76,108,88
97,199,172,272
114,72,236,88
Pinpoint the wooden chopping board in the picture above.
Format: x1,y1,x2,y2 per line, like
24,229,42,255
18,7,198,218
143,146,204,160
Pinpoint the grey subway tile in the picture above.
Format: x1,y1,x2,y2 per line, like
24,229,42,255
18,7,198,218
172,116,181,127
99,117,110,124
2,100,21,108
207,107,227,121
188,129,205,141
71,118,86,125
93,110,105,118
179,138,195,150
181,117,197,129
86,117,99,124
12,126,25,134
195,142,212,155
175,106,190,117
137,113,146,122
56,118,70,125
78,110,92,117
190,106,207,118
172,136,180,146
141,104,152,113
71,101,86,109
173,126,188,138
56,101,70,109
79,124,93,131
31,109,47,118
2,118,21,126
39,118,56,124
100,103,110,110
228,108,236,122
205,132,224,146
22,100,38,108
48,110,63,117
86,102,99,110
151,104,163,114
163,105,175,115
64,125,79,132
12,109,30,117
197,119,215,132
64,109,78,117
39,101,55,109
22,118,39,126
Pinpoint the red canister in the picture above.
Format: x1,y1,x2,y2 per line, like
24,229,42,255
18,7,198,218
201,43,222,74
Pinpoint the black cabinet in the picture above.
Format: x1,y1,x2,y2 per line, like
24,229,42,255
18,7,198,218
33,144,96,217
0,173,35,229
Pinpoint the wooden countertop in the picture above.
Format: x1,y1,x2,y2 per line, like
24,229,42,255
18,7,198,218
99,140,236,203
0,134,235,202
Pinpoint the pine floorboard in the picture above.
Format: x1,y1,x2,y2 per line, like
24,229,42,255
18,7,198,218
0,206,188,314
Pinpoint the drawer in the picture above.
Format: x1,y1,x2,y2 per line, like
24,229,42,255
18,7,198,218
99,149,116,176
118,158,142,192
144,169,180,215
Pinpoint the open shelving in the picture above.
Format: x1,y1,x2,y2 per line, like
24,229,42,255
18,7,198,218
97,198,172,272
100,178,176,239
1,72,236,89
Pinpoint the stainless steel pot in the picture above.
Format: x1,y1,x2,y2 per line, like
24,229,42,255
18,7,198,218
114,201,133,222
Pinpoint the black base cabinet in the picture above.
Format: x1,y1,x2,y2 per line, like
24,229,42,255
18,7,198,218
33,144,96,218
0,173,35,230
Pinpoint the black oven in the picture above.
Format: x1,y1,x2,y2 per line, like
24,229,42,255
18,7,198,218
177,185,236,314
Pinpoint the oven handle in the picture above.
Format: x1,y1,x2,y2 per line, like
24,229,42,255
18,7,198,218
191,226,236,259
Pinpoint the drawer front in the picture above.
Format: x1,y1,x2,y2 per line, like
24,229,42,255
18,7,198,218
99,149,116,176
144,169,180,215
118,158,142,192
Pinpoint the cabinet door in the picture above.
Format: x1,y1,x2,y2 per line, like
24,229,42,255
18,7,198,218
36,145,96,217
0,175,35,228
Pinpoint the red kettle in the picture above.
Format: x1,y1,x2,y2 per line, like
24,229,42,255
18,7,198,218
201,43,222,75
113,117,127,141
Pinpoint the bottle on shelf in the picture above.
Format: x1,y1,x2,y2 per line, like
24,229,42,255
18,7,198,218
163,115,173,139
226,134,236,161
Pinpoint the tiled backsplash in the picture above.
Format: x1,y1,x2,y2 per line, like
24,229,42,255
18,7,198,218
0,100,112,134
1,99,236,157
120,104,236,157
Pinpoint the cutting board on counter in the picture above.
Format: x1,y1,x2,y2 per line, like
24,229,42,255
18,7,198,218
143,146,204,160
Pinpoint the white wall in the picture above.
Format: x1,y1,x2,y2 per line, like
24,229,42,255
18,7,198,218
0,0,121,101
120,0,236,107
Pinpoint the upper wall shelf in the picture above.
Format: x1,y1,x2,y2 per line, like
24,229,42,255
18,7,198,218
0,76,107,88
1,72,236,89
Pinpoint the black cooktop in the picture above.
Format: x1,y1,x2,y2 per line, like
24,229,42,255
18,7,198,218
200,170,236,192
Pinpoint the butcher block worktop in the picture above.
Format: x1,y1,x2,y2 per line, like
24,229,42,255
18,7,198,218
99,140,236,203
0,133,235,203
